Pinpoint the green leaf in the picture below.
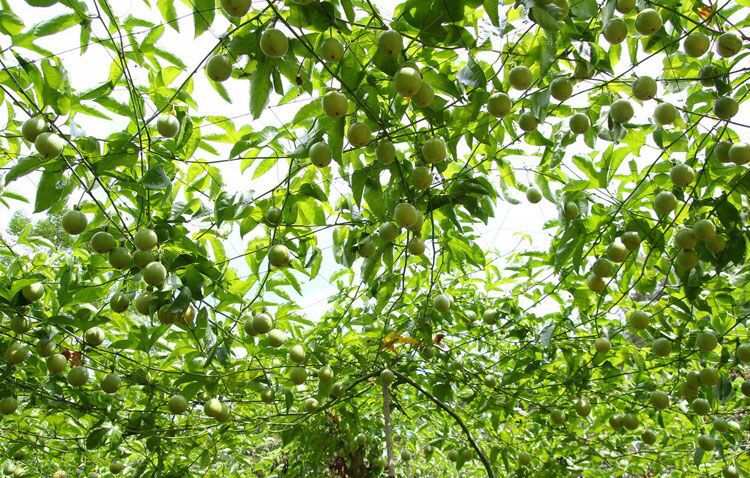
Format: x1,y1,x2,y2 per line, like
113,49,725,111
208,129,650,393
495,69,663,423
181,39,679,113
340,0,356,22
293,100,322,124
540,323,556,346
693,448,704,467
193,0,215,37
361,250,380,284
157,0,179,31
364,177,385,219
339,52,364,92
0,11,24,36
252,157,277,179
95,97,132,117
287,1,337,31
539,37,557,77
153,47,187,69
79,16,91,54
457,56,486,89
299,183,327,202
351,167,369,206
432,382,453,401
142,164,171,190
484,0,499,26
713,375,734,402
272,67,283,96
530,6,560,31
211,79,232,103
328,117,345,165
78,81,113,101
250,59,273,119
422,68,462,99
5,156,47,185
34,168,65,213
570,0,598,19
85,427,108,450
572,155,598,182
31,13,79,37
169,287,192,314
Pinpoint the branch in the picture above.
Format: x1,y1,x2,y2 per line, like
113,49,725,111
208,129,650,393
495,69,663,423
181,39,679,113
393,371,494,478
382,381,395,478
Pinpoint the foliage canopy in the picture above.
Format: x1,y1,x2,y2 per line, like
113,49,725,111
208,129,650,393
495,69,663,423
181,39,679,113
0,0,749,476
